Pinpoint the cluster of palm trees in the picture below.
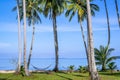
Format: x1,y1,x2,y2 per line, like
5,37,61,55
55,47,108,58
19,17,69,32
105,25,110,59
13,0,120,80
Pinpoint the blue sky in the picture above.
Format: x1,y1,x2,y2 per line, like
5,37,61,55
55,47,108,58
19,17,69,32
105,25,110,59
0,0,120,58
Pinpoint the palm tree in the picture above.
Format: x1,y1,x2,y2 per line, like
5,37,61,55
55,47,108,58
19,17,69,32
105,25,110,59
24,0,42,70
86,0,99,80
65,0,99,73
114,0,120,28
16,0,22,73
13,0,42,70
108,62,117,74
103,0,111,54
94,45,120,71
42,0,66,72
23,0,29,76
78,66,87,73
68,65,74,73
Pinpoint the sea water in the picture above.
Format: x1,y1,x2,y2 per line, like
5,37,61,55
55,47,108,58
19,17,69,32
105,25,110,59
0,58,87,70
0,58,120,70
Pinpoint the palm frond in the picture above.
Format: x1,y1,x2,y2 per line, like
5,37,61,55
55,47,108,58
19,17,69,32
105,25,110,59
96,62,102,65
106,56,120,64
65,0,99,23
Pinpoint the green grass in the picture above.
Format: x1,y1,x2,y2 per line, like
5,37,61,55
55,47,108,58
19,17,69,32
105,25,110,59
0,72,120,80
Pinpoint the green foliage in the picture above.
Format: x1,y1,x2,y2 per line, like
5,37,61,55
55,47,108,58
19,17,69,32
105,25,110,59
13,0,42,26
20,65,25,76
94,45,120,71
68,65,75,73
78,66,88,73
108,62,117,74
1,72,120,80
42,0,66,19
65,0,99,22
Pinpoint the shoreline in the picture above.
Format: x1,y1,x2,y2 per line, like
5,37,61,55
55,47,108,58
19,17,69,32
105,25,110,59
0,70,15,73
0,70,48,73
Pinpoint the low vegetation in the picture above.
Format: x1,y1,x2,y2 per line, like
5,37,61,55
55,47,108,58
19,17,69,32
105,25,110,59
94,45,120,71
0,71,120,80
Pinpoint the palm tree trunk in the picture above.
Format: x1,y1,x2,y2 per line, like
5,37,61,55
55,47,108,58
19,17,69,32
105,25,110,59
115,0,120,28
16,0,22,73
23,0,29,76
27,22,35,69
86,0,99,80
102,64,106,71
104,0,111,53
52,13,59,72
79,21,90,73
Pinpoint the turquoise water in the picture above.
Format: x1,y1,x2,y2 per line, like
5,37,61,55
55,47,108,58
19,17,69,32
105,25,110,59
0,58,120,70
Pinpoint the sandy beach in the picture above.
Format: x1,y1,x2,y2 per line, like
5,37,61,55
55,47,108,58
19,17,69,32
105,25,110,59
0,70,15,73
0,70,45,73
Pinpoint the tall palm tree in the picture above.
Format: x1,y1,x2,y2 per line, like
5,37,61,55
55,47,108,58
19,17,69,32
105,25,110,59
43,0,66,72
103,0,110,54
16,0,22,73
114,0,120,28
25,0,42,70
13,0,42,70
94,45,120,71
65,0,99,73
23,0,29,76
86,0,99,80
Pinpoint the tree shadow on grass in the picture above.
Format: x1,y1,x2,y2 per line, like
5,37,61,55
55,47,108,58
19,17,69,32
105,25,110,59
57,71,68,74
56,74,72,80
72,74,87,77
0,78,12,80
99,72,120,77
0,78,7,80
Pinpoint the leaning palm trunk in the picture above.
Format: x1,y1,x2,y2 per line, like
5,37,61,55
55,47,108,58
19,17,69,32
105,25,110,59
52,13,59,72
16,0,22,73
104,0,111,53
79,21,90,73
27,22,35,69
115,0,120,28
23,0,29,76
86,0,99,80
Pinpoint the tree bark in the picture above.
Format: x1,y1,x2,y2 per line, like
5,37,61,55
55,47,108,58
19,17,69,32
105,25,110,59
104,0,110,47
86,0,99,80
79,21,90,73
102,64,106,71
52,13,59,72
27,22,35,69
103,0,111,57
115,0,120,28
16,0,22,73
23,0,29,76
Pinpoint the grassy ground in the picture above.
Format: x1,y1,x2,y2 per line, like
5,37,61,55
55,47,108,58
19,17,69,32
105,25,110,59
0,72,120,80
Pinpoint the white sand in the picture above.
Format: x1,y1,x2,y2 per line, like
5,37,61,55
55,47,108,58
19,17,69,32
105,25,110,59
0,70,15,73
0,70,44,73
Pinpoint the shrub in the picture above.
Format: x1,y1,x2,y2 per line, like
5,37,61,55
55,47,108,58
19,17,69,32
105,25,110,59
78,66,88,73
68,65,74,73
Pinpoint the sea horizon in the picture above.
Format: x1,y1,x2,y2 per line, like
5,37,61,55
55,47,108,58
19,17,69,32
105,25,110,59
0,57,120,71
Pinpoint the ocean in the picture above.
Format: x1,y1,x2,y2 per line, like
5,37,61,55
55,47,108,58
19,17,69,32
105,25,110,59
0,58,120,70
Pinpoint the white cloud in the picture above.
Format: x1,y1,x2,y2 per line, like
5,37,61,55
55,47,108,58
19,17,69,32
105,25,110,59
0,23,18,32
0,43,11,48
0,21,119,33
0,23,82,32
34,26,81,32
92,27,120,31
92,17,118,25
